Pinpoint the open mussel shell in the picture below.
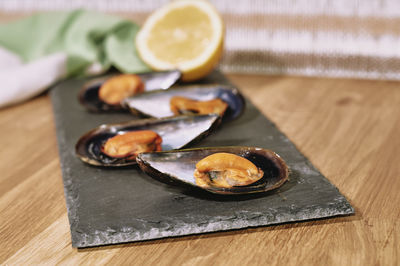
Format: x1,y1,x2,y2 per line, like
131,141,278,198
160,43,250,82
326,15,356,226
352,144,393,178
79,70,181,112
136,146,289,195
122,84,245,122
75,114,220,167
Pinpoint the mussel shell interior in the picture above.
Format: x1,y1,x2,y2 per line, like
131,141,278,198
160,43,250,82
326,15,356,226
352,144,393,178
136,147,289,195
75,114,220,167
122,85,245,122
79,70,181,112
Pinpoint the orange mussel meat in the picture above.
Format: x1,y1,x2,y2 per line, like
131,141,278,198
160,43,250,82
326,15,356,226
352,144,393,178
98,74,145,105
194,152,264,188
102,130,162,159
170,96,228,116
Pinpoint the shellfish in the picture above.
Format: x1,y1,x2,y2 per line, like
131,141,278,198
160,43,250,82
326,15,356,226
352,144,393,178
170,96,228,117
75,114,220,167
79,70,181,112
122,84,245,122
136,146,289,195
194,153,264,188
101,130,162,160
98,74,144,106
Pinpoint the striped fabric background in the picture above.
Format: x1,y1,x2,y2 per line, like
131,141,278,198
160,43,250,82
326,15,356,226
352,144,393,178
1,0,400,80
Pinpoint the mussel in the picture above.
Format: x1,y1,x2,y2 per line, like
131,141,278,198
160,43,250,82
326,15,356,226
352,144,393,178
170,96,228,117
101,130,162,160
79,70,181,112
122,84,245,122
194,153,264,188
136,146,289,195
75,114,220,167
98,74,144,106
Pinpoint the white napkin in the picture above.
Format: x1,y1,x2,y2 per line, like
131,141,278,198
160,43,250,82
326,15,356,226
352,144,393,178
0,47,67,108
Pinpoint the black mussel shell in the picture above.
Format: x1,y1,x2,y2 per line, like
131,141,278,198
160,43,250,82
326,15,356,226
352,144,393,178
75,114,220,167
122,84,245,122
136,146,289,195
78,70,181,112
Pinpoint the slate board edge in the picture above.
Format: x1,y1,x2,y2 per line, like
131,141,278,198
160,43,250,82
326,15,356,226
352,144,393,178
72,201,353,248
51,85,82,247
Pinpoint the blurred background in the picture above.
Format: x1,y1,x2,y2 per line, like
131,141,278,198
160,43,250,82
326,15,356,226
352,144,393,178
1,0,400,80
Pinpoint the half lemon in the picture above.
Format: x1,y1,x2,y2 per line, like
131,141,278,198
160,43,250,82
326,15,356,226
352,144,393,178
136,0,224,81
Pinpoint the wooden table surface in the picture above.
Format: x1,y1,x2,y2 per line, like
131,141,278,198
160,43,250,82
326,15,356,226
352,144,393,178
1,73,399,265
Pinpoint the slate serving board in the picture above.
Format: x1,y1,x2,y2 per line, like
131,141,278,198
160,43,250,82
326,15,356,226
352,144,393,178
51,71,354,248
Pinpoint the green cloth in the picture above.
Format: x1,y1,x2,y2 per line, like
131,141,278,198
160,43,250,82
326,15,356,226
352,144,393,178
0,9,150,76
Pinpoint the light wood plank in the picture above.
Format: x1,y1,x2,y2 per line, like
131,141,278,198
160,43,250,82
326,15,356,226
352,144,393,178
1,74,399,265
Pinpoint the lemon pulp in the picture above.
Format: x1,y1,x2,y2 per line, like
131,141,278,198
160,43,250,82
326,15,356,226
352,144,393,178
147,6,213,64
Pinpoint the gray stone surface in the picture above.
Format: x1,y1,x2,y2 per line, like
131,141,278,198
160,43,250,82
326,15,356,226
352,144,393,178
50,71,354,248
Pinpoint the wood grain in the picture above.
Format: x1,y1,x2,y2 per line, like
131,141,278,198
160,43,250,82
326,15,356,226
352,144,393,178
1,74,399,265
